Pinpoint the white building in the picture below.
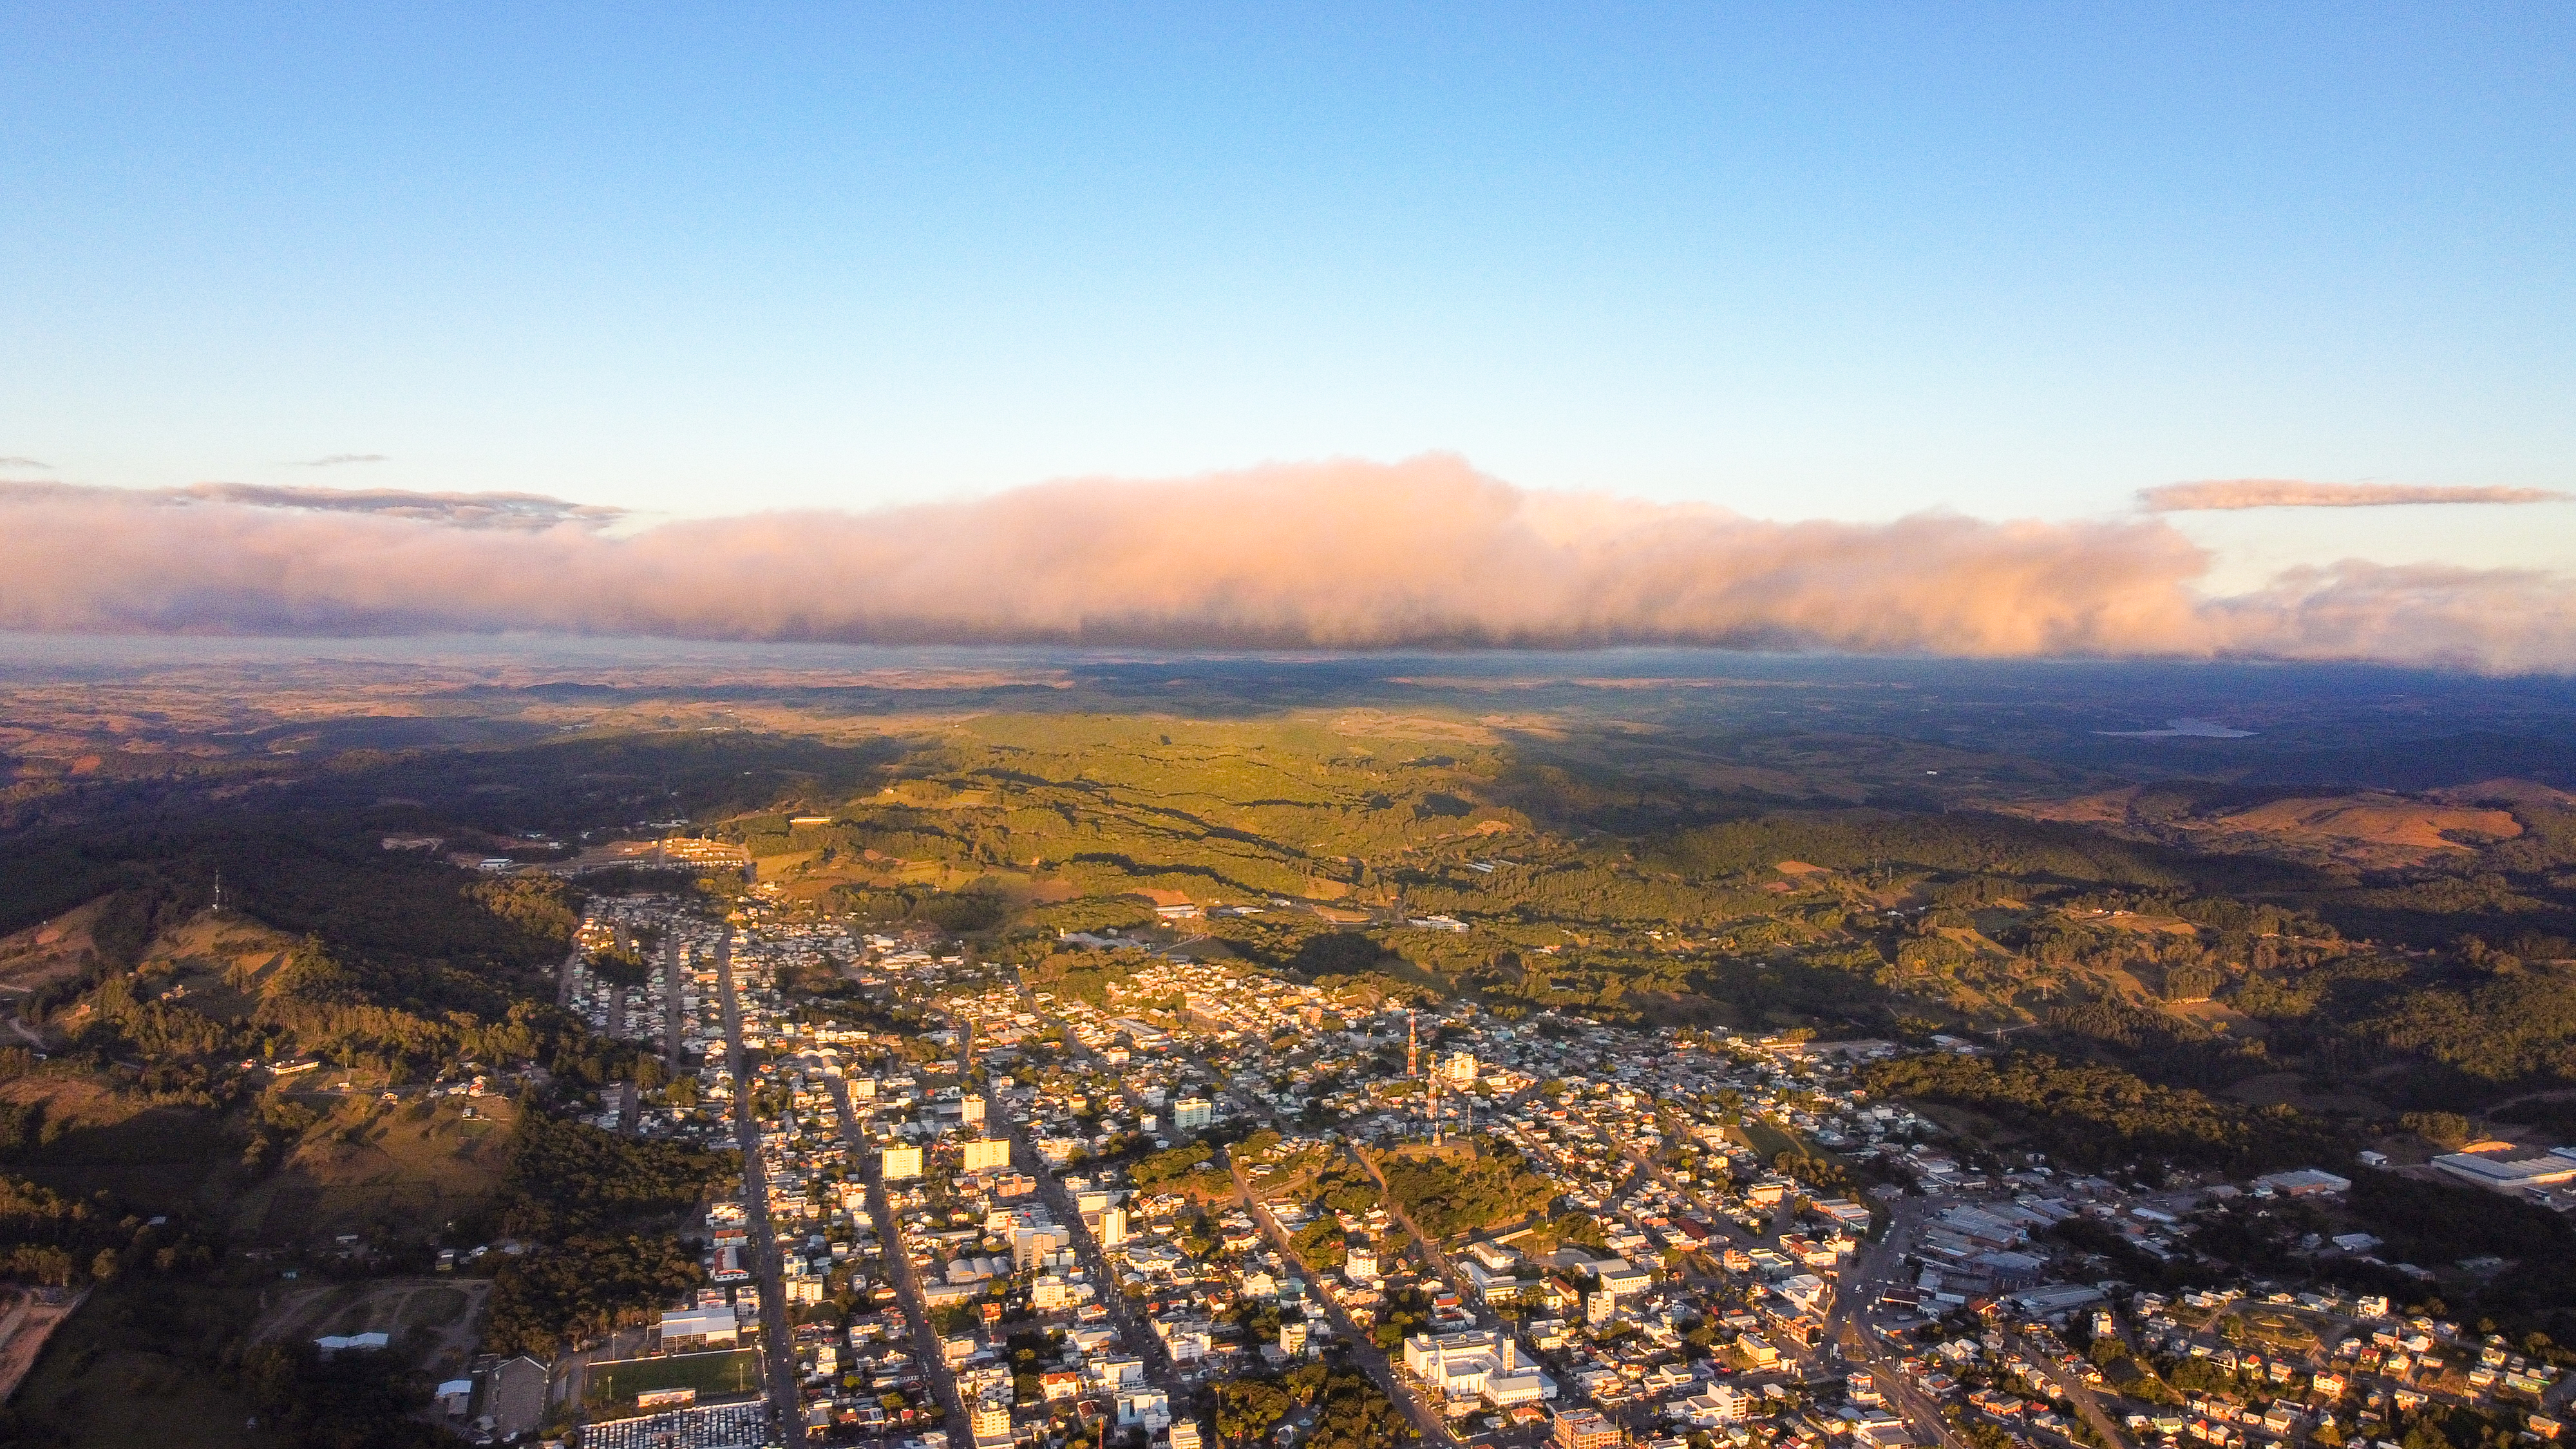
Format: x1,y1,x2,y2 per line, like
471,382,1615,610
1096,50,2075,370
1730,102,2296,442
659,1304,739,1346
1014,1223,1070,1269
1173,1097,1215,1131
1118,1388,1173,1429
1679,1385,1750,1426
1773,1273,1830,1316
1088,1355,1148,1390
1403,1329,1548,1406
1593,1258,1652,1302
2432,1153,2573,1195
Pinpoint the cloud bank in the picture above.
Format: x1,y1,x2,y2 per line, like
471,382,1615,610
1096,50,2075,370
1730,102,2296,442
3,457,2573,670
0,480,625,531
169,482,626,531
2140,478,2570,511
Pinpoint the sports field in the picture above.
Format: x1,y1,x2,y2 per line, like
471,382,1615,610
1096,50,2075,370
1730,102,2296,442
585,1349,762,1410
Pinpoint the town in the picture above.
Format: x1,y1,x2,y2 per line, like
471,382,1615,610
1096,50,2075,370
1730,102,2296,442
536,885,2575,1449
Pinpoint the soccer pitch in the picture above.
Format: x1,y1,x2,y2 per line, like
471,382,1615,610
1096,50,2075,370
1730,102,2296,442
585,1349,762,1409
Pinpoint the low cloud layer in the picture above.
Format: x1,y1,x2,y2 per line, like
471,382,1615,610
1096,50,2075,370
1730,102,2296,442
3,458,2572,670
169,482,626,531
0,480,625,531
2140,478,2570,511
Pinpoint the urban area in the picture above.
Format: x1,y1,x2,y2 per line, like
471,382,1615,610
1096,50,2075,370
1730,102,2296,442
527,882,2576,1449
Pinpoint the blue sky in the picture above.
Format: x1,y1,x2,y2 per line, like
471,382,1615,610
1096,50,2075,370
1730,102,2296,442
5,3,2571,571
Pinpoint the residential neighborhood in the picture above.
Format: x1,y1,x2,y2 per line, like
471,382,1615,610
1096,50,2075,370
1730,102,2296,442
537,889,2576,1449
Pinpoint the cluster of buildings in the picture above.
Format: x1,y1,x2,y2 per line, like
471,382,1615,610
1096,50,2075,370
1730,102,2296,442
542,893,2569,1449
2087,1288,2568,1448
573,903,1003,1446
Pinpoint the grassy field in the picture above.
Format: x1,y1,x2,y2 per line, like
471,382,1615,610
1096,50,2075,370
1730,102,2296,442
1739,1114,1888,1231
2226,1305,2325,1353
1739,1115,1801,1162
5,1078,240,1214
230,1092,516,1246
0,896,115,996
587,1348,763,1410
7,1278,269,1449
129,913,299,1023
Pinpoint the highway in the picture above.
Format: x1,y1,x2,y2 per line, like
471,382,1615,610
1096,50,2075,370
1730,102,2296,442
715,923,811,1443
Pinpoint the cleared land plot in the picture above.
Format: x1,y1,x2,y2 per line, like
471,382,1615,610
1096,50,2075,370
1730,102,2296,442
254,1276,490,1371
0,906,102,998
1739,1115,1801,1162
129,914,299,1023
0,1286,85,1405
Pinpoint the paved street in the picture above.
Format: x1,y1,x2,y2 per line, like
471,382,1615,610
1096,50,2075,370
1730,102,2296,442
828,1077,970,1439
1111,1025,1460,1445
715,924,809,1443
985,1079,1187,1397
1229,1153,1458,1448
1352,1142,1495,1337
2008,1325,2132,1449
1826,1198,1968,1449
663,933,686,1061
